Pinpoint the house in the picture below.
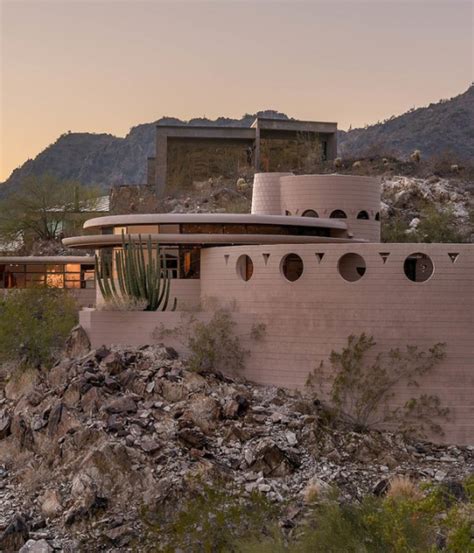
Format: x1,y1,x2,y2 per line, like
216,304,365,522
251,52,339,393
63,171,474,445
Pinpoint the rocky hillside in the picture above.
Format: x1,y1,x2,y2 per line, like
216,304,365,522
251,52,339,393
0,112,290,195
2,87,473,195
338,85,474,161
0,332,473,551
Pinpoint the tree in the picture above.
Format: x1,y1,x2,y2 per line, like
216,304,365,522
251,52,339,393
0,173,102,245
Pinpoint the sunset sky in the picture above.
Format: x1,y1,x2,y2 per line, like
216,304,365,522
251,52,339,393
0,0,472,182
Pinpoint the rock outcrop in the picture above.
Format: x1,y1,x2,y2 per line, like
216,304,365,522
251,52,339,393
0,342,472,551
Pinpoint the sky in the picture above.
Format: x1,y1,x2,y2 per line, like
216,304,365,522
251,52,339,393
0,0,472,182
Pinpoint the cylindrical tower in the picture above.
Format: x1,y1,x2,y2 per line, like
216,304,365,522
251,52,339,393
251,172,292,215
280,174,381,241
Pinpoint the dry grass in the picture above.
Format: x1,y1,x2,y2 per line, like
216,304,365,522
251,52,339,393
302,476,330,504
387,475,422,501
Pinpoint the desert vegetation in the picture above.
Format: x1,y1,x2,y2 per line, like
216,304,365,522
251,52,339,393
0,287,77,368
306,334,449,437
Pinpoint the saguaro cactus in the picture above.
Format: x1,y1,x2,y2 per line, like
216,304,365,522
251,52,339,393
96,233,177,311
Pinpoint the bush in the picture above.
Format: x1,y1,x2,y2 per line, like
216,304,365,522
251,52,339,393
142,480,278,553
0,288,77,368
238,479,474,553
155,309,265,374
306,334,449,436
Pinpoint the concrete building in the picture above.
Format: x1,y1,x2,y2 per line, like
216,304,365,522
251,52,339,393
64,173,474,445
148,117,338,195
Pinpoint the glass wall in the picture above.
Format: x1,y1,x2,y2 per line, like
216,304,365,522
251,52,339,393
0,263,95,289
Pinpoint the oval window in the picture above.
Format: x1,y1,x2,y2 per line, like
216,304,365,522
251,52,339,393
357,210,369,220
403,253,434,283
281,253,304,282
236,255,254,281
302,209,319,218
338,253,366,282
330,209,347,219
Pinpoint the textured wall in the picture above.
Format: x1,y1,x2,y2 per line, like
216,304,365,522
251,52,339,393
251,173,381,241
251,172,292,215
199,243,473,444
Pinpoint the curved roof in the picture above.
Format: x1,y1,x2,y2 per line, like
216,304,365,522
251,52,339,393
83,213,347,231
63,233,364,249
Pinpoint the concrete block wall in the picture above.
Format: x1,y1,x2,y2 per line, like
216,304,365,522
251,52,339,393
198,243,474,444
251,173,381,241
251,173,292,215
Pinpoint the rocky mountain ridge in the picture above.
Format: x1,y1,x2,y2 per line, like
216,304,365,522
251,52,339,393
2,87,472,194
0,333,472,551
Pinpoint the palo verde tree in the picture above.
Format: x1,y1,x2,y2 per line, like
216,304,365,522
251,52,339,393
0,173,102,246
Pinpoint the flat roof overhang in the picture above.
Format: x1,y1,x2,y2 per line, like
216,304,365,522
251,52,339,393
82,213,348,232
0,256,95,264
63,234,365,249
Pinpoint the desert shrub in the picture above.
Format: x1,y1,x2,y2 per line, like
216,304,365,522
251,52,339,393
414,206,468,243
239,480,474,553
306,333,448,436
142,480,279,553
382,206,469,244
381,214,411,242
0,288,77,368
155,309,266,374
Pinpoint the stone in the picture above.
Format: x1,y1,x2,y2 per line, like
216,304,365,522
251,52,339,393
101,352,124,375
0,407,11,439
285,431,298,446
40,489,62,518
19,539,53,553
104,396,137,414
81,387,103,415
185,395,221,434
64,325,91,359
139,437,161,454
250,440,300,477
177,427,208,449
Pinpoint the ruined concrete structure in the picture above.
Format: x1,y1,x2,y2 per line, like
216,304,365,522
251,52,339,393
147,117,338,195
64,170,474,445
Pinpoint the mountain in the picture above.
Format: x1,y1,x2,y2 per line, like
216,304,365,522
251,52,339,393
0,111,290,195
1,87,472,194
338,85,474,162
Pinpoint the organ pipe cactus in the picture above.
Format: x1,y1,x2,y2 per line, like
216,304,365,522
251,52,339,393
95,233,177,311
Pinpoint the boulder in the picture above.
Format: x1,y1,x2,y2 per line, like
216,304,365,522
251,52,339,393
64,325,91,359
19,539,53,553
249,440,300,477
40,489,62,518
104,396,137,414
101,352,124,375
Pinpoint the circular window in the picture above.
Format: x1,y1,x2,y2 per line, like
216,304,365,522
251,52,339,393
330,209,347,219
403,253,434,283
281,253,304,282
375,212,380,221
338,253,366,282
357,210,369,220
302,209,319,218
236,255,254,281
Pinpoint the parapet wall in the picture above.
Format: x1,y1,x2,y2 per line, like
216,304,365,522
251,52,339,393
251,173,381,241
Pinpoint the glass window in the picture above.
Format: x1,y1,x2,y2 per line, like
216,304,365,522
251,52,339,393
302,209,319,217
236,255,254,281
281,254,304,282
330,210,347,219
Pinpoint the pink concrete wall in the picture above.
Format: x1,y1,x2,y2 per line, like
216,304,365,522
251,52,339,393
251,173,381,241
198,243,473,444
251,172,292,215
79,241,474,444
279,175,381,241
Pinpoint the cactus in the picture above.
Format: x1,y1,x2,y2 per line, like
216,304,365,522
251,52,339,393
95,233,177,311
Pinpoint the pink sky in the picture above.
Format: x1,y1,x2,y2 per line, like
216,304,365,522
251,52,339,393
0,0,472,181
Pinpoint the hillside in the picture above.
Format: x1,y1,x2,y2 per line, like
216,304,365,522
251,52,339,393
0,112,290,195
1,87,473,194
338,85,474,161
